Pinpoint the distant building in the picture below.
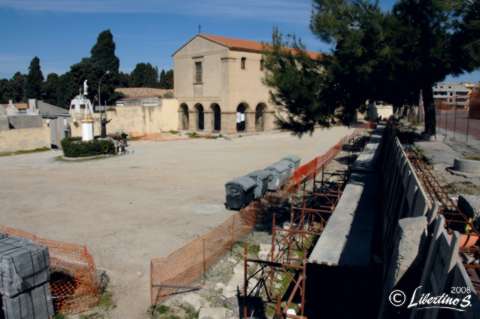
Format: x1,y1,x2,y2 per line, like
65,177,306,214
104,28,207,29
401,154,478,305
173,33,320,134
0,99,43,129
0,99,70,148
433,82,472,109
115,87,173,107
468,85,480,119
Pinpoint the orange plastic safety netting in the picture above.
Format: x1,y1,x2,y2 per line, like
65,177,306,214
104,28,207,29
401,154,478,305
0,225,99,314
149,128,367,306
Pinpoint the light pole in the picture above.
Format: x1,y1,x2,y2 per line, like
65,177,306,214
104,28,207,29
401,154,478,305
98,70,110,138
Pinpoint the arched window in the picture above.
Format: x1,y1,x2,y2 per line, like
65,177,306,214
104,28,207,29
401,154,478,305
241,57,246,70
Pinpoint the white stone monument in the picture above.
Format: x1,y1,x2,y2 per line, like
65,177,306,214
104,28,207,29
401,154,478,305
69,80,95,141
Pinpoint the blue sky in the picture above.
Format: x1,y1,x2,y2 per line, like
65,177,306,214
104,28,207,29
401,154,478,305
0,0,477,82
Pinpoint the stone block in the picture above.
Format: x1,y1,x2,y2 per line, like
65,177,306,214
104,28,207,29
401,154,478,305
1,283,54,319
390,216,427,287
0,237,50,297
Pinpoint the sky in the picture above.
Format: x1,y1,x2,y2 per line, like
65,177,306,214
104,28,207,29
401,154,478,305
0,0,478,83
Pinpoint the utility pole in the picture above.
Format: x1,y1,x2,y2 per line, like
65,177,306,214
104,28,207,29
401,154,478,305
98,70,110,138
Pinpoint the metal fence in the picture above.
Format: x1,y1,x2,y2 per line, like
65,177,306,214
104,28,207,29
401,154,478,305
436,108,480,144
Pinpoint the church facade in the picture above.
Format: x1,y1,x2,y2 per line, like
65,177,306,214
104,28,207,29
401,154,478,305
173,34,278,134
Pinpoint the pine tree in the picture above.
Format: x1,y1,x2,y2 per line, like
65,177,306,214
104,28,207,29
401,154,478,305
130,63,158,87
263,0,480,136
25,56,44,99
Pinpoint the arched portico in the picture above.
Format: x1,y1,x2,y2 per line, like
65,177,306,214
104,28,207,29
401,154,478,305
211,104,221,132
179,103,189,130
236,103,249,132
255,103,267,131
194,103,204,131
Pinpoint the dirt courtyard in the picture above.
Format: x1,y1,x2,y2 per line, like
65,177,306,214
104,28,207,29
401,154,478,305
0,126,352,318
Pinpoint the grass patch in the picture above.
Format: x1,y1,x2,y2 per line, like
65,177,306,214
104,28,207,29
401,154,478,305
149,304,198,319
465,155,480,161
168,130,179,135
0,147,50,157
187,132,200,138
98,291,115,311
79,313,104,319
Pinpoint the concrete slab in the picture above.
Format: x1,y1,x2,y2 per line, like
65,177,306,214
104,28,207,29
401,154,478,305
308,172,378,266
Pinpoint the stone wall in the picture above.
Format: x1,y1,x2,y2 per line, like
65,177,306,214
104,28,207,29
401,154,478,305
0,126,50,153
71,99,179,138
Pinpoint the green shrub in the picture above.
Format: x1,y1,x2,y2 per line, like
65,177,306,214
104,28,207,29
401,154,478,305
61,137,116,158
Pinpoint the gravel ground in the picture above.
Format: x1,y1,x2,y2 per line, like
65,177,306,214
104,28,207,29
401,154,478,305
416,132,480,196
0,126,353,319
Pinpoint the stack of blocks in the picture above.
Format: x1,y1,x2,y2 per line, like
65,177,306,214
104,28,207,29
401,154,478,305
0,234,54,319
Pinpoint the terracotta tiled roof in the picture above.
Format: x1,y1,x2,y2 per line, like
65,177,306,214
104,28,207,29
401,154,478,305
199,34,322,60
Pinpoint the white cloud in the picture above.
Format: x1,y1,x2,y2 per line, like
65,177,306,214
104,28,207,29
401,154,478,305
0,0,312,24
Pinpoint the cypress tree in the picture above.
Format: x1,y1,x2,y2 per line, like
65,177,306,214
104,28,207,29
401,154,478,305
25,56,44,99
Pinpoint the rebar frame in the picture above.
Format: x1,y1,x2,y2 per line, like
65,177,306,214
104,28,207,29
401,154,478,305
407,149,479,237
406,148,480,293
242,167,348,319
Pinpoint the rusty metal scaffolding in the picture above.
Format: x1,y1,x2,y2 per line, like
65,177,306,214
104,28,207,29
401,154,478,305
242,165,349,318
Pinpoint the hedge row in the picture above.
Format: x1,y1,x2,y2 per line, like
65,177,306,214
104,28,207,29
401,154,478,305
61,137,116,158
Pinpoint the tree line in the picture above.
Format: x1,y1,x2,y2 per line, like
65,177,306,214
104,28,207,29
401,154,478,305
264,0,479,136
0,30,173,108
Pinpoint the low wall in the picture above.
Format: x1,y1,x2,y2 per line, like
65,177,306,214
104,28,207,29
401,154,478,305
0,126,50,153
71,99,179,138
306,125,385,319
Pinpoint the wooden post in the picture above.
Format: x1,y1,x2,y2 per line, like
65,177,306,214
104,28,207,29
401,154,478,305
202,239,206,282
231,215,235,252
243,242,248,319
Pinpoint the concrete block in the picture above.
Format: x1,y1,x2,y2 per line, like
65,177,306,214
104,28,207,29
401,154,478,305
453,158,480,175
352,143,381,172
0,237,50,297
390,216,427,287
309,172,378,266
2,283,54,319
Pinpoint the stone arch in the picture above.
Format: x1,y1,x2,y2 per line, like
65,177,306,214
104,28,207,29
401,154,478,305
179,103,189,130
255,103,267,131
210,103,221,132
194,103,204,131
236,103,249,132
